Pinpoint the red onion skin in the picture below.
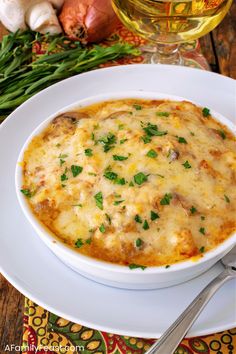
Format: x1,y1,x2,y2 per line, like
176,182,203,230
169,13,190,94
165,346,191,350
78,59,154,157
59,0,120,43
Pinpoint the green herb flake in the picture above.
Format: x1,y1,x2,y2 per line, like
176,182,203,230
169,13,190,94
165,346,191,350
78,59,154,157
202,107,210,117
224,194,230,203
105,213,112,225
133,104,142,110
143,220,149,230
129,263,147,270
56,143,61,147
104,170,118,180
141,135,152,144
199,227,206,235
190,206,197,214
134,172,148,185
113,200,125,205
94,191,103,210
156,111,169,117
98,132,116,152
20,189,32,198
75,238,84,248
160,193,173,205
113,155,128,161
120,138,128,144
129,181,135,187
88,172,97,176
85,148,93,157
143,122,167,137
151,210,159,220
201,216,205,221
71,165,83,177
135,238,143,248
86,238,92,245
218,130,226,140
115,178,126,185
72,204,83,207
146,149,157,158
91,132,95,141
59,153,68,159
182,160,192,169
60,172,68,182
118,124,124,130
60,158,65,166
190,131,195,136
134,214,142,223
165,265,170,269
178,137,187,144
99,223,106,233
199,246,205,253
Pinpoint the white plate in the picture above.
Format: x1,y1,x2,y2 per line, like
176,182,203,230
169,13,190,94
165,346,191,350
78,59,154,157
1,64,236,338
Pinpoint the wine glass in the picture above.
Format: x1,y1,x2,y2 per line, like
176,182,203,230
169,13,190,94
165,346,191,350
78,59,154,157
111,0,233,65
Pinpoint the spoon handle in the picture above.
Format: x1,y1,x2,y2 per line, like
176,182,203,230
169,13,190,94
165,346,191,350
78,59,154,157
146,267,235,354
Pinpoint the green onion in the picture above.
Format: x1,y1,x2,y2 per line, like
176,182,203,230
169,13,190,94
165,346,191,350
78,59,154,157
75,238,83,248
94,191,103,210
129,264,147,270
182,160,191,169
202,107,210,117
143,220,149,230
71,165,83,177
146,149,157,158
150,211,159,220
134,172,148,185
85,148,93,156
160,193,172,205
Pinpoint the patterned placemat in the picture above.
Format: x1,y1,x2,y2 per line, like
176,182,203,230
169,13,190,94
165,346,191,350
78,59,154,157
22,299,236,354
18,22,234,354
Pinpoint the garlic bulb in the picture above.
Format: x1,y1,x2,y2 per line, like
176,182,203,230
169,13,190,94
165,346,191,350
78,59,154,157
26,1,62,34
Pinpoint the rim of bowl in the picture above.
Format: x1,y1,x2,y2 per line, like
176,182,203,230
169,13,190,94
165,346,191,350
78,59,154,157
15,90,236,274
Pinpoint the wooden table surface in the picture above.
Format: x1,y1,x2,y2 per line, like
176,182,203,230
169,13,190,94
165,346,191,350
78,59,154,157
0,3,236,352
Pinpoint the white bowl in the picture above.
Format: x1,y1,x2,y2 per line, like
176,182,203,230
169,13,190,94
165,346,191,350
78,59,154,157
15,91,236,289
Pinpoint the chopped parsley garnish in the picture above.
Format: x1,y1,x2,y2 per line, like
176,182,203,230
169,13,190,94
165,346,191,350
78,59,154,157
113,155,128,161
190,131,195,136
129,264,147,270
134,214,142,223
86,238,92,245
60,158,65,166
114,200,125,205
143,122,167,138
201,216,205,220
199,246,205,253
98,132,116,152
199,227,206,235
61,184,66,188
133,104,142,110
135,238,143,248
91,132,95,141
56,143,61,147
20,189,32,198
202,107,210,117
150,211,159,220
85,148,93,156
88,172,97,176
105,213,112,225
129,181,134,187
104,170,118,180
60,170,68,181
94,191,103,210
160,193,172,205
182,160,191,169
120,138,128,144
118,124,124,130
99,224,106,233
224,194,230,203
165,265,170,269
71,165,83,177
190,206,197,214
75,238,83,248
141,135,152,144
59,153,68,159
134,172,148,185
178,137,187,144
156,111,169,117
217,130,226,140
143,220,149,230
116,178,126,185
146,149,157,158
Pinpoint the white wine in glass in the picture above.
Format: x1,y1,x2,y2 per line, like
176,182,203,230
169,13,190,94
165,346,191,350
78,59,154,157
112,0,233,64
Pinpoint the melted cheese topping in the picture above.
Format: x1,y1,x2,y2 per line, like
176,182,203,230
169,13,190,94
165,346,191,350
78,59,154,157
21,99,236,267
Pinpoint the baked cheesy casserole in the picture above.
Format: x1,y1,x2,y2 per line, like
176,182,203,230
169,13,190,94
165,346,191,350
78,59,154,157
20,99,236,268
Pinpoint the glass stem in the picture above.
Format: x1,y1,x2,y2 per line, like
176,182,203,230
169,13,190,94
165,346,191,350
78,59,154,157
151,43,183,65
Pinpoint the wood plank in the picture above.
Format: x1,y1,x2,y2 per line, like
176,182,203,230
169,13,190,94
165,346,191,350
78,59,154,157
0,274,24,353
212,1,236,79
199,34,217,72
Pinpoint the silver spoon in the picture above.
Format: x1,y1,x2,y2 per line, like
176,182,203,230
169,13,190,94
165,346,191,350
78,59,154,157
146,245,236,354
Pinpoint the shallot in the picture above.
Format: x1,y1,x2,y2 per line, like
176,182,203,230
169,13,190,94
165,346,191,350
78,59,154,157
59,0,120,43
